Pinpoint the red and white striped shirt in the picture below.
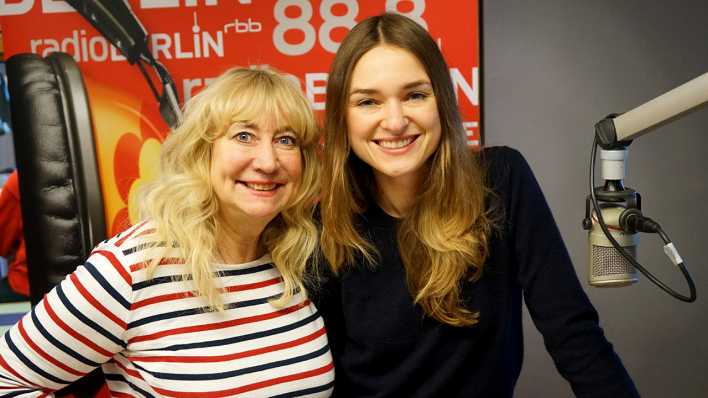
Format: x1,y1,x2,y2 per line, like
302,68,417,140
0,222,334,397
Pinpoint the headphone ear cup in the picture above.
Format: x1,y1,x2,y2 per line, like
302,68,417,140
6,51,107,397
7,52,106,301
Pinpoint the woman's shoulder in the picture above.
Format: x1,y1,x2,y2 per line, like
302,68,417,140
479,145,533,191
479,145,527,172
88,221,168,274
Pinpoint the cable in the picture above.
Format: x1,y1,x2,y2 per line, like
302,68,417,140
589,136,696,302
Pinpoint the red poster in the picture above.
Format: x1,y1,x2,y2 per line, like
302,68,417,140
1,0,480,234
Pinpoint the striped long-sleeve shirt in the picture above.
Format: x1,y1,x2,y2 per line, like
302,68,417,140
0,222,334,397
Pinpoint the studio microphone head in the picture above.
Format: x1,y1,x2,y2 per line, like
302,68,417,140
588,205,639,287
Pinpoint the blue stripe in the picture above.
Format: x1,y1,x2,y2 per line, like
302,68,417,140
30,308,100,367
104,372,155,398
56,284,126,349
121,241,166,256
151,311,320,351
132,263,275,291
270,380,335,398
83,261,131,310
4,332,71,385
217,263,275,277
127,292,283,329
134,344,330,381
0,390,36,398
132,275,188,291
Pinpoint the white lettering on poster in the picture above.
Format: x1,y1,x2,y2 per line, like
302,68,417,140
141,0,218,9
305,73,328,111
29,28,224,62
1,0,230,15
0,0,33,16
463,121,480,145
42,0,73,13
451,67,479,106
385,0,427,30
223,18,262,33
183,67,474,112
0,0,75,15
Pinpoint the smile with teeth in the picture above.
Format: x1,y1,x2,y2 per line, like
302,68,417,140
375,136,417,149
242,182,279,191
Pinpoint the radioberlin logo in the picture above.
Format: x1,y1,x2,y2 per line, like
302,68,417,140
29,11,227,62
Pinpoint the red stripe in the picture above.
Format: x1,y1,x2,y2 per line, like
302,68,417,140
132,277,282,309
112,358,146,380
115,221,148,247
94,250,132,286
0,351,42,388
129,300,310,344
223,277,281,293
153,362,334,398
70,273,127,329
17,318,85,377
42,299,113,357
132,291,196,309
134,326,326,363
129,257,184,272
134,227,156,238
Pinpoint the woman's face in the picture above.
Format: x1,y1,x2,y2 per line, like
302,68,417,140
210,117,302,225
346,45,442,187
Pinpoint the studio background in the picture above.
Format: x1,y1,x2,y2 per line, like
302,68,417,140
482,1,708,397
1,1,706,396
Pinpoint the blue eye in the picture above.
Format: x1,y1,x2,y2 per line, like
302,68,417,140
276,135,297,146
235,131,253,142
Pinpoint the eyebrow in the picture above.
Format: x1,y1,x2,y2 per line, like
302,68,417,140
349,80,433,96
231,121,294,135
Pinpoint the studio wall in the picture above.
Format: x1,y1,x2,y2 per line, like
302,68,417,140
482,1,708,396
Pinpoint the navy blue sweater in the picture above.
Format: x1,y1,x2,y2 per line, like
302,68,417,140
315,147,639,397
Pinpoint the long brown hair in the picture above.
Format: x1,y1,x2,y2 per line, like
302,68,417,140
321,13,496,326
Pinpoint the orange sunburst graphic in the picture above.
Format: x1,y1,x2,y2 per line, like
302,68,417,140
84,77,169,236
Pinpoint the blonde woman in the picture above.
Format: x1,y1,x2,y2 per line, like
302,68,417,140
318,13,637,397
0,68,334,396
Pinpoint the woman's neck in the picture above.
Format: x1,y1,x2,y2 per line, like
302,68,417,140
374,169,426,218
215,213,267,264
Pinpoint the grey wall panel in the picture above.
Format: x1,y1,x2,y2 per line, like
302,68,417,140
483,1,708,397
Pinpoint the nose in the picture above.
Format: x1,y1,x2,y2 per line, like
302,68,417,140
380,100,408,133
252,141,279,174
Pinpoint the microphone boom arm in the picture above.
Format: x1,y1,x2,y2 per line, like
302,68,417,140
595,71,708,149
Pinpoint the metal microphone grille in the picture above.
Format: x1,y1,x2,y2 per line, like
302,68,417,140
591,245,637,277
589,244,639,286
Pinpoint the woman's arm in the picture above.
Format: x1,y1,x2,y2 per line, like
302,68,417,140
0,241,132,395
494,147,639,398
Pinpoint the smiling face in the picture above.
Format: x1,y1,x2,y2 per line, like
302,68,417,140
210,117,302,226
346,44,442,192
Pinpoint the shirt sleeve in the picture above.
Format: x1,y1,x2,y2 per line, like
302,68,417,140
0,240,132,395
497,147,639,398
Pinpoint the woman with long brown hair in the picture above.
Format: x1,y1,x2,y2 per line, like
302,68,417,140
318,13,638,397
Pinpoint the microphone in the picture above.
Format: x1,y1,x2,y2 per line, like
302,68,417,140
583,148,640,287
588,205,639,287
